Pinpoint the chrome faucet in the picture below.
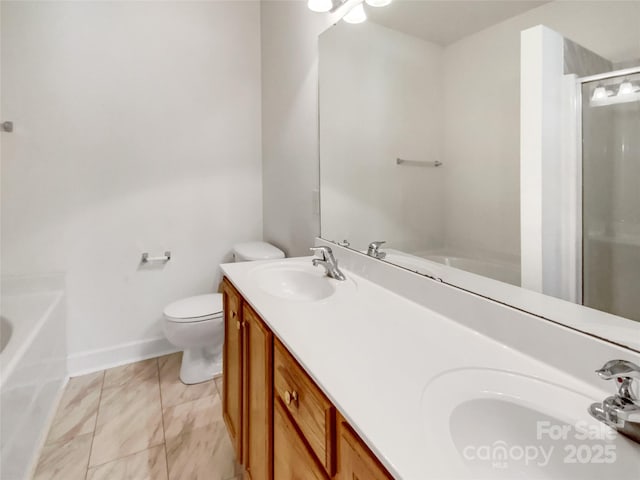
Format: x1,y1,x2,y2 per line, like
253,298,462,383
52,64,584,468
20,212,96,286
367,241,386,259
310,246,346,281
589,359,640,443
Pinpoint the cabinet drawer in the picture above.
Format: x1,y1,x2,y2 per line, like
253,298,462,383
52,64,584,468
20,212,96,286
274,401,329,480
274,339,335,475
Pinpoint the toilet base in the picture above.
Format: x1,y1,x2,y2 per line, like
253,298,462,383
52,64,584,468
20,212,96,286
179,347,222,385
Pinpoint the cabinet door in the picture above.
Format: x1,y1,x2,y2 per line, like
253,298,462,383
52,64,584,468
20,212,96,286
274,401,329,480
243,305,273,480
274,339,335,475
337,418,393,480
222,278,243,461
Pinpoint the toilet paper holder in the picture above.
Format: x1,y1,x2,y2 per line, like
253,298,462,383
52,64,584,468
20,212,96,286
141,251,171,264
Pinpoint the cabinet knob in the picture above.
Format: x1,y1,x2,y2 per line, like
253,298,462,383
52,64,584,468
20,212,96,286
284,390,298,406
236,320,241,330
231,311,237,319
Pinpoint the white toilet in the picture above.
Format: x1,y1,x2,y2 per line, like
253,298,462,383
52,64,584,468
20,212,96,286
163,241,285,384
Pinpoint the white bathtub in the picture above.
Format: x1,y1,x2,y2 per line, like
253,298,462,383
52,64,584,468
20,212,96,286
421,254,521,286
0,276,67,480
383,249,521,286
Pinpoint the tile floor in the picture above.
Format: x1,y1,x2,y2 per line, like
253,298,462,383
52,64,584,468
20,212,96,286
33,353,242,480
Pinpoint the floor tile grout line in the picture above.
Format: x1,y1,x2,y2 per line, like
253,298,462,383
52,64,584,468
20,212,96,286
162,442,171,480
157,357,171,480
83,370,106,480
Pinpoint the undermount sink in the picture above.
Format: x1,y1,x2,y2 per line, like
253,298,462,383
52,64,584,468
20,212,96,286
249,261,346,302
420,368,640,479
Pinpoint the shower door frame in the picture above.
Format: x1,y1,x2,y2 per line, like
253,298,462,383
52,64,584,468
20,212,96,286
572,65,640,306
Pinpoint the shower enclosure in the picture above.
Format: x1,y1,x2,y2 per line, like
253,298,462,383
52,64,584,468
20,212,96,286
581,68,640,322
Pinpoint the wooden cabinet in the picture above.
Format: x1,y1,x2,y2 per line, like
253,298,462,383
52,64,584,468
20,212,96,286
222,276,393,480
222,278,273,480
243,305,273,480
274,339,335,476
221,279,243,461
274,401,329,480
337,416,393,480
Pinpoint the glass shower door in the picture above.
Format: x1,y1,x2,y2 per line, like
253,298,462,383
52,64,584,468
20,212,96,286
582,71,640,322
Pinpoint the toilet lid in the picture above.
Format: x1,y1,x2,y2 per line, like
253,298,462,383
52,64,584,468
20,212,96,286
233,241,285,261
164,294,223,322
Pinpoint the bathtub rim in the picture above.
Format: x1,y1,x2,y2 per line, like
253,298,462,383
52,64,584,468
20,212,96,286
0,290,65,389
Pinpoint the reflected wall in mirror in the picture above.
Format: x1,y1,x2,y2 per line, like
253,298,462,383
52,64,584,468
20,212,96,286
319,0,640,347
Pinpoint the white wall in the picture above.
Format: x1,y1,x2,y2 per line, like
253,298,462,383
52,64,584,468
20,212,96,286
1,1,263,372
261,1,339,257
442,22,522,263
319,22,444,253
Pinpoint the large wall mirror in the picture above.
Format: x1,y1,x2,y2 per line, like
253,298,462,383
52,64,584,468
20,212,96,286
318,0,640,351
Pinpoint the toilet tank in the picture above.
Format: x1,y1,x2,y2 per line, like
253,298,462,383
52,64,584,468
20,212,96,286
232,241,285,262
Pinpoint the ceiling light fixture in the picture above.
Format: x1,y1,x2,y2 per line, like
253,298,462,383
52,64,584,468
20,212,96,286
365,0,392,7
617,79,639,96
307,0,333,13
591,85,613,101
307,0,391,23
343,1,367,24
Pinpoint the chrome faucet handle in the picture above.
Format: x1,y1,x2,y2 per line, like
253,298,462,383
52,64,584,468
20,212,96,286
367,241,386,254
596,360,640,380
590,360,640,443
367,241,387,259
310,246,332,261
596,360,640,404
310,246,346,281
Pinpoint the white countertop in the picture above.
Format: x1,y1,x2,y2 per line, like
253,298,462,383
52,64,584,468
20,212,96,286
220,257,638,480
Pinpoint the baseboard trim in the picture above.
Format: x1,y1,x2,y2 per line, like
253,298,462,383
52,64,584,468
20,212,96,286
67,337,180,377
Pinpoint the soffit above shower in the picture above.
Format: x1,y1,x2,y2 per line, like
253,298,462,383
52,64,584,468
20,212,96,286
367,0,550,46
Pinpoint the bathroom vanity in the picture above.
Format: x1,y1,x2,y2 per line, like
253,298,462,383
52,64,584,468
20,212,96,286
221,277,392,480
220,249,640,480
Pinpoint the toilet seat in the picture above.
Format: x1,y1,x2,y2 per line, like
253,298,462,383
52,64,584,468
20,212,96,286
164,294,223,323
